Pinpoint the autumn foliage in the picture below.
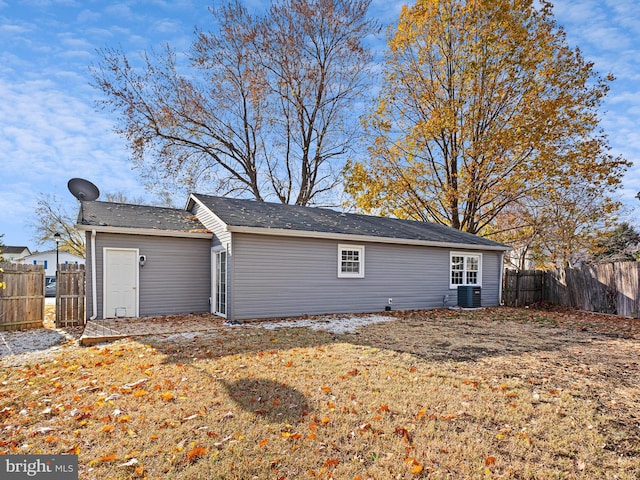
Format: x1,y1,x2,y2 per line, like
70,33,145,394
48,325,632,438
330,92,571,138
344,0,629,249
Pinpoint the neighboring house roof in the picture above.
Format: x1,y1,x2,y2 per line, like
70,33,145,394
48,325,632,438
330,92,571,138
22,250,85,260
188,194,510,251
76,201,212,238
2,246,31,255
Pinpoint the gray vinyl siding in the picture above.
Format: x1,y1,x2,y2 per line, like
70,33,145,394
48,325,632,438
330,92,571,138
86,232,211,320
229,233,503,320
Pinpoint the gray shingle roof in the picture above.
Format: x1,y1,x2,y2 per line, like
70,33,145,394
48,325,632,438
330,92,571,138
191,194,508,250
1,246,31,254
79,201,209,233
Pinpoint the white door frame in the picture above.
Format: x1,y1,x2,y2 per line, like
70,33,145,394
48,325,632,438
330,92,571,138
211,246,227,318
103,247,139,319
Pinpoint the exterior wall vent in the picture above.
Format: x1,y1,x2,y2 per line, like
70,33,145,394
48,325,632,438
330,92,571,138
457,286,481,308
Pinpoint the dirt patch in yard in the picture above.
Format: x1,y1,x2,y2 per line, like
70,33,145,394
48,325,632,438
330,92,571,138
336,307,640,462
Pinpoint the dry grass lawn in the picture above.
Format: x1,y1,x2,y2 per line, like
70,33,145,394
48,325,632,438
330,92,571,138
1,306,639,479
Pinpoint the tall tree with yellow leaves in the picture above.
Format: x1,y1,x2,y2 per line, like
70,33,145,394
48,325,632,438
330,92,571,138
345,0,629,243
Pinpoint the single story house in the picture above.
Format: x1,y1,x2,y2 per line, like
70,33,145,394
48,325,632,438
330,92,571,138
76,194,510,321
18,250,85,279
1,246,31,262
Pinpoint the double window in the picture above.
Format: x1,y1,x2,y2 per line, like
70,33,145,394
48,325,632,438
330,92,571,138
450,252,482,288
338,244,364,278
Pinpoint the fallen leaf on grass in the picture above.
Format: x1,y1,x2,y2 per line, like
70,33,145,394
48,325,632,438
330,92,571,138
405,457,423,474
119,458,138,467
122,379,147,390
186,446,208,463
462,379,479,389
395,427,413,444
324,458,339,468
160,391,175,402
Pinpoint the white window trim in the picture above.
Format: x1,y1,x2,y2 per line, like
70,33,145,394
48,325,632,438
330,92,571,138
338,244,365,278
449,251,482,289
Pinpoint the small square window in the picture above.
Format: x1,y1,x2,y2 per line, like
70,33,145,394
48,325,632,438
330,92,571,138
338,245,364,278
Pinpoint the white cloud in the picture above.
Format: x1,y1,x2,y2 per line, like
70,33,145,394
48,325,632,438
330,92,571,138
77,8,101,23
0,78,149,245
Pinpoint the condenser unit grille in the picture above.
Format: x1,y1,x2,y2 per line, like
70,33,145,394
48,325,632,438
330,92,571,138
457,286,481,308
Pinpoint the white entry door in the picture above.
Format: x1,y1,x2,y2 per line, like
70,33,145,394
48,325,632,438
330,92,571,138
104,248,139,318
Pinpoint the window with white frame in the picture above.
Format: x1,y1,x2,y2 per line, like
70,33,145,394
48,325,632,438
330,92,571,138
450,252,482,288
338,244,365,278
215,250,227,316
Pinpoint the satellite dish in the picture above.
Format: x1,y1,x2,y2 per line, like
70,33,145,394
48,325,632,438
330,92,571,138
68,178,100,201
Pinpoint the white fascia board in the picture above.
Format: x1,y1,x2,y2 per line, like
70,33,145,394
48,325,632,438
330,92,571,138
227,225,511,251
75,224,213,239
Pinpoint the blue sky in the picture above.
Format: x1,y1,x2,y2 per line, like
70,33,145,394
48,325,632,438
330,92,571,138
1,0,639,250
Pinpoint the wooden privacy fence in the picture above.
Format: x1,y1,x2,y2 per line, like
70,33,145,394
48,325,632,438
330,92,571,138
502,269,546,307
0,262,45,331
56,263,85,327
503,262,640,318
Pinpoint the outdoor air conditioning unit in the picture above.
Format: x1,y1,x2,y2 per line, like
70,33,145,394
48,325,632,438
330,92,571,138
457,286,481,308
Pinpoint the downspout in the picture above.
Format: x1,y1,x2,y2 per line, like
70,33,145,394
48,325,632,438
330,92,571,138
89,229,98,320
498,252,505,306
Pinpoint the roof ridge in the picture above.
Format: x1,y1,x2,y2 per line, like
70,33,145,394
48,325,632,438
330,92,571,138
90,200,185,211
